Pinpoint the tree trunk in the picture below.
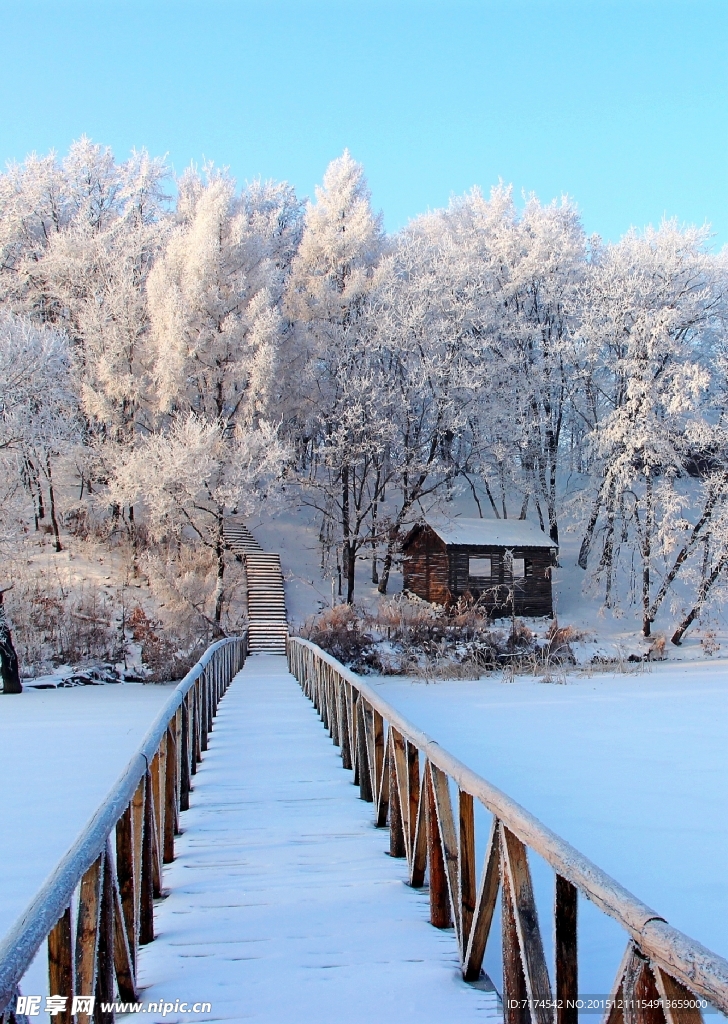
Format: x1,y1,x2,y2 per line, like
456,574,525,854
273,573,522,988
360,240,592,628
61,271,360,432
671,548,728,645
341,465,353,602
480,473,500,518
641,472,653,638
346,547,356,604
24,456,44,530
371,501,379,584
46,454,62,553
378,500,414,595
578,475,609,570
214,513,225,625
0,591,22,694
499,462,508,519
599,483,616,608
546,421,561,546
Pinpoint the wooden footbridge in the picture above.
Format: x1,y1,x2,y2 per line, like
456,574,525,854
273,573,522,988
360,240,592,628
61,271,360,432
2,546,728,1023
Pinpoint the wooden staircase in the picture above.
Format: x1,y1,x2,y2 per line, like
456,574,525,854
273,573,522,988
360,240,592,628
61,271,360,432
224,518,288,655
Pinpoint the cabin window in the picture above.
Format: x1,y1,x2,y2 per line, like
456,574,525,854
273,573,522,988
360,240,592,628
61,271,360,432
469,557,492,578
509,557,533,579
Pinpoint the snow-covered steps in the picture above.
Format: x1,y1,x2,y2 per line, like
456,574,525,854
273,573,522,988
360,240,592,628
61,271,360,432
223,516,264,554
224,518,288,655
123,656,498,1024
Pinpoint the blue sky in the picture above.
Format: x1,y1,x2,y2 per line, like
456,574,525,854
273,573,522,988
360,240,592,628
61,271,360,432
1,0,726,245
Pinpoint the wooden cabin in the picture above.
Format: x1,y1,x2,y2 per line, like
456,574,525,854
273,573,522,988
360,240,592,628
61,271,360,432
402,517,557,617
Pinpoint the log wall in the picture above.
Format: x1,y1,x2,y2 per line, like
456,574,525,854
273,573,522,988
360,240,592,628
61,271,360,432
402,529,451,604
449,545,553,617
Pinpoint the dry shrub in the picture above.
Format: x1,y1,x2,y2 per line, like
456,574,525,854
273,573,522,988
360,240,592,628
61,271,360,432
7,568,120,676
647,634,667,661
127,606,207,681
507,619,534,652
302,604,376,670
302,593,502,675
300,591,591,679
542,621,587,661
700,630,720,657
141,543,246,640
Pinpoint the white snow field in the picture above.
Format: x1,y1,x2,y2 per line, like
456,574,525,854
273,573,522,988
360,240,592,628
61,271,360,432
122,655,498,1024
0,683,175,943
0,682,176,1015
373,663,728,1005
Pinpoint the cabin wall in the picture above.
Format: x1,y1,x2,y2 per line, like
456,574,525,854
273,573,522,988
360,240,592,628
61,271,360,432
448,545,553,617
402,528,450,603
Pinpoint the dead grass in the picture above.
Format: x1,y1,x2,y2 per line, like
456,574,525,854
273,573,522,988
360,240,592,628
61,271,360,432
300,594,583,678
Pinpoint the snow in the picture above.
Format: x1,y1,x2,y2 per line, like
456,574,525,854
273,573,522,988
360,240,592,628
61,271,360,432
123,655,499,1023
371,661,728,1004
0,682,175,1008
425,515,557,550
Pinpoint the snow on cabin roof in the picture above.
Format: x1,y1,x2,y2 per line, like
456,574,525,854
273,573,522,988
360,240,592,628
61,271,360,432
424,516,558,550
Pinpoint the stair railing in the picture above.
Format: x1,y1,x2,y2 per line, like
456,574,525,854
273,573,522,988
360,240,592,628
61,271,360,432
0,635,247,1023
288,636,728,1024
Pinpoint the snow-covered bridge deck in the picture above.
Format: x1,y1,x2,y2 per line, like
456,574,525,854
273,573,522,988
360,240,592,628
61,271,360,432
126,655,495,1023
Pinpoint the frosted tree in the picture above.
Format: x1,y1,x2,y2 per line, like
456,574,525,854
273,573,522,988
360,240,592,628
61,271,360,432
574,223,724,633
0,137,126,318
43,148,171,523
368,226,486,595
285,151,386,601
430,185,587,542
148,167,302,428
0,314,78,549
0,141,172,530
47,148,170,428
108,415,288,627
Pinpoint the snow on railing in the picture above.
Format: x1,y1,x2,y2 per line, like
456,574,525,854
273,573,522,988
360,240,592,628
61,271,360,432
0,635,247,1023
288,636,728,1024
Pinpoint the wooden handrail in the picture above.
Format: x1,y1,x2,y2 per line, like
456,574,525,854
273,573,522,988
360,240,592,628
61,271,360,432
288,636,728,1022
0,635,247,1020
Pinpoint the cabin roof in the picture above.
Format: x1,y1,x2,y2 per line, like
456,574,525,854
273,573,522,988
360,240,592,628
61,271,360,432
418,516,558,550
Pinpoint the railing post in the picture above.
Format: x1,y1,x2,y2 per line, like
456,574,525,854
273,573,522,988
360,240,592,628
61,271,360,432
192,679,201,768
140,774,155,944
426,763,451,929
389,731,406,857
556,876,578,1024
116,803,137,972
164,724,177,863
153,738,166,864
131,778,144,951
47,907,73,1023
96,847,115,1023
75,854,103,1021
356,697,373,802
200,672,209,752
338,680,351,770
180,694,191,804
459,790,477,956
374,711,387,826
502,851,528,1024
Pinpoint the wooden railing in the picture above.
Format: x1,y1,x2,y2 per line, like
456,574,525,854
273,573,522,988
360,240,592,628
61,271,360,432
0,636,247,1024
288,637,728,1024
